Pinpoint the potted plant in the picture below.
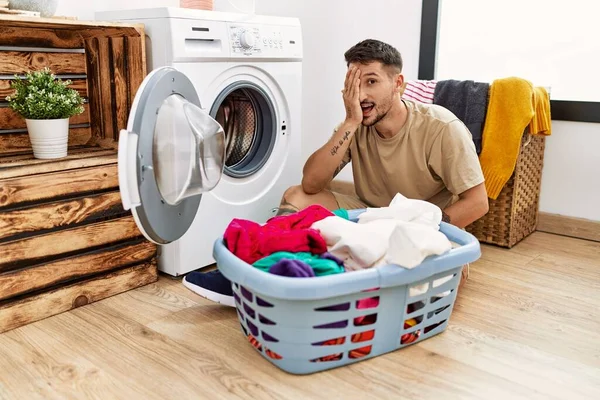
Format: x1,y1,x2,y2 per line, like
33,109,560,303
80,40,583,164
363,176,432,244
5,67,84,159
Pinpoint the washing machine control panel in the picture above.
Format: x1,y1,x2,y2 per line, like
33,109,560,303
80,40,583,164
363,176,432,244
229,24,289,56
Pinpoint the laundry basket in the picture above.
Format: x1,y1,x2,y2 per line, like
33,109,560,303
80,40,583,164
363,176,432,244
213,209,481,374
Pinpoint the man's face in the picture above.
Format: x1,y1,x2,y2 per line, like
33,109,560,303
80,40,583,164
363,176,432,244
349,61,400,127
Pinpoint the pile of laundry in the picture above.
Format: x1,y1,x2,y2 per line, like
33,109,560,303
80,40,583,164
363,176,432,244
223,193,453,361
223,193,453,276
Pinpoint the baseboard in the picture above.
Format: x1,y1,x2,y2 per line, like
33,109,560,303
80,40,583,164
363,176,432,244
537,212,600,242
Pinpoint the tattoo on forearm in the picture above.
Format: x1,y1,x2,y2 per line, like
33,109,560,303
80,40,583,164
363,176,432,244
276,207,299,216
276,198,300,216
329,130,352,156
442,211,451,223
333,160,348,177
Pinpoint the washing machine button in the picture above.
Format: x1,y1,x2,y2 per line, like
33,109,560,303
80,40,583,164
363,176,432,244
240,30,256,49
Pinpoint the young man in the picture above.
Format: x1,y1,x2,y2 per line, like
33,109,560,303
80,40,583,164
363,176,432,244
183,39,488,305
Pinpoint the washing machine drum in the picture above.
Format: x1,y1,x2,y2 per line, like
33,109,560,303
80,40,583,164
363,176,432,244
218,90,257,169
118,67,225,245
212,83,277,179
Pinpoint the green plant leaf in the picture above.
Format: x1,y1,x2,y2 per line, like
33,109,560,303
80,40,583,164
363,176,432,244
5,67,85,120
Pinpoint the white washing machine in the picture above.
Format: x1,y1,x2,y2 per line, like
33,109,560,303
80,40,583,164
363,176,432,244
96,8,303,276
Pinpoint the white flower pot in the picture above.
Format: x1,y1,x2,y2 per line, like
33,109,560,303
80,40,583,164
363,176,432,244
25,118,69,159
9,0,59,18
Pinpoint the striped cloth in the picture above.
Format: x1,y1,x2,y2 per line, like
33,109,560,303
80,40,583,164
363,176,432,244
401,80,438,103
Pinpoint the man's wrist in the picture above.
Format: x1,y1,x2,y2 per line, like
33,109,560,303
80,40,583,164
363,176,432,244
342,118,360,132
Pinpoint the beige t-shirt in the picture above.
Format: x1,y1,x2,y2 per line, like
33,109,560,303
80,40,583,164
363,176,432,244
338,100,484,210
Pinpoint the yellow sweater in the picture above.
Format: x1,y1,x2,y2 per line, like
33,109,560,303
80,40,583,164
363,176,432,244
529,86,552,136
479,77,534,200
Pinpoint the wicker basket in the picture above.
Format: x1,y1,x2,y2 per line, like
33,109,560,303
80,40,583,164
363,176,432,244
466,132,546,248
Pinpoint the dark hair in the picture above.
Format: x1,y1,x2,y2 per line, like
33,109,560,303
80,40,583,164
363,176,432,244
344,39,403,74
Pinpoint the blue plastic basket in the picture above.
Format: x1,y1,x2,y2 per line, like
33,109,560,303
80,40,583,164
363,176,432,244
213,209,481,374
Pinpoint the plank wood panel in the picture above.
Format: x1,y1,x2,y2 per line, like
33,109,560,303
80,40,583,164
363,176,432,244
0,126,91,154
420,324,599,399
84,37,105,142
0,26,84,48
0,15,143,37
515,231,600,264
0,144,107,164
99,280,197,326
0,240,156,301
0,216,142,271
0,103,90,130
0,149,116,179
111,37,129,138
125,35,146,110
0,260,157,334
98,37,115,141
0,328,156,400
84,34,147,143
0,51,86,75
537,212,600,242
0,164,118,209
0,191,125,242
460,265,599,360
52,301,290,400
142,299,404,399
0,78,88,99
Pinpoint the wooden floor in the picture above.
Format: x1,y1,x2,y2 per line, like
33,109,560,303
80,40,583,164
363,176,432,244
0,231,598,399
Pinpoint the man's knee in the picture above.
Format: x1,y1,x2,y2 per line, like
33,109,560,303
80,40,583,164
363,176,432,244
278,184,338,215
275,185,311,215
281,185,309,208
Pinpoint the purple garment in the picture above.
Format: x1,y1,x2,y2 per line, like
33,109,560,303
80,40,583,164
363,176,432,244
320,252,344,266
268,259,315,278
269,254,347,330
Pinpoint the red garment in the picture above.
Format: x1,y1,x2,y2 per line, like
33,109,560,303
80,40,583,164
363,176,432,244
224,205,333,264
247,334,282,360
265,204,333,230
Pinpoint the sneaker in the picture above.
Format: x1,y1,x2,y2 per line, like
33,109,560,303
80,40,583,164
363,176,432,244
182,269,235,307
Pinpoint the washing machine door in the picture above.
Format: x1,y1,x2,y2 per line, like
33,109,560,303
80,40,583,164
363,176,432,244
118,67,225,245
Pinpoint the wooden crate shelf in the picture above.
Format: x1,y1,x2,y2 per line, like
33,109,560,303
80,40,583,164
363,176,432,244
0,14,146,153
0,17,156,333
0,147,158,333
0,260,157,334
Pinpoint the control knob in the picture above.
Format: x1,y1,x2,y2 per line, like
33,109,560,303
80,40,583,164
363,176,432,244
239,30,255,49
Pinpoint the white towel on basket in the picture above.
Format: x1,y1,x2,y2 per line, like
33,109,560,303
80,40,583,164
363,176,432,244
311,193,452,272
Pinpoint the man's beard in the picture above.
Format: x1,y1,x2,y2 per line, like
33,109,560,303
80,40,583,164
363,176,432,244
362,107,387,127
361,94,395,127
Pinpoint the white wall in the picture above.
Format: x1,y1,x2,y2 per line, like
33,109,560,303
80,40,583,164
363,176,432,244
540,122,600,220
56,0,178,21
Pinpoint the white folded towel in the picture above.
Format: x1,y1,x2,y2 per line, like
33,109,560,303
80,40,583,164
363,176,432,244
311,213,452,271
386,221,452,268
311,216,397,271
357,192,442,230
